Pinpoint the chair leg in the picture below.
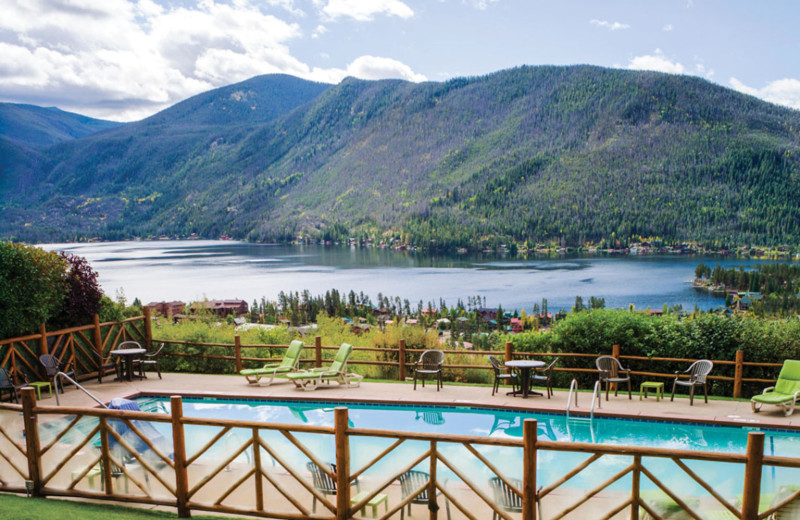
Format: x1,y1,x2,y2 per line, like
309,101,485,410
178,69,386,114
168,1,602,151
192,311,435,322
671,379,677,401
492,377,497,396
312,495,316,513
605,381,609,401
627,379,631,400
689,385,695,406
704,383,708,404
445,497,451,520
413,372,417,390
156,362,162,379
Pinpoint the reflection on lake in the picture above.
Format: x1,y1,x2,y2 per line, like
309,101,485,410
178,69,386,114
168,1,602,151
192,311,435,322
40,240,791,311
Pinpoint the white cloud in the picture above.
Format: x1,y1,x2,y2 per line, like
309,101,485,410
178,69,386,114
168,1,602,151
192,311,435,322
590,19,630,31
0,0,318,120
312,24,328,38
469,0,500,10
308,55,427,84
662,24,673,31
626,49,715,81
627,49,685,74
730,77,800,110
318,0,413,22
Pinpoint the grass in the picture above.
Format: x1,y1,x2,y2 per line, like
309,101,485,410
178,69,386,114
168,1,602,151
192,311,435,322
0,494,229,520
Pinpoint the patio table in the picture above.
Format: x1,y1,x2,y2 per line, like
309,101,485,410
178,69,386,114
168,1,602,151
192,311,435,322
504,360,545,398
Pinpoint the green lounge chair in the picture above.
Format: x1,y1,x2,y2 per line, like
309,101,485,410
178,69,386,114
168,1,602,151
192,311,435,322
240,340,304,385
752,359,800,417
287,343,362,391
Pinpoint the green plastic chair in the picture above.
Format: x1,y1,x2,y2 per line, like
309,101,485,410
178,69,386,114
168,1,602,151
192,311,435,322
240,340,304,385
752,360,800,417
287,343,362,391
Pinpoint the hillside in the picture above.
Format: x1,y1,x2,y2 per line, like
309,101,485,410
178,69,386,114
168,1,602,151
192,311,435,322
1,66,799,249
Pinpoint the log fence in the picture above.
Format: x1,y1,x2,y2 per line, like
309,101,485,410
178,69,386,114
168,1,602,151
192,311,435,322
0,309,788,398
1,388,798,519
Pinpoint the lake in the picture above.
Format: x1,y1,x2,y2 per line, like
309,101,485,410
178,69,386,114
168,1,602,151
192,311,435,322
40,241,787,312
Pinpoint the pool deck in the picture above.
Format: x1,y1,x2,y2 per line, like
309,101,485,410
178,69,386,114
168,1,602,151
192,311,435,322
48,372,800,430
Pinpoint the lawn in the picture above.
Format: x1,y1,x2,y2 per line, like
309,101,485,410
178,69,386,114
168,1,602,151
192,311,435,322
0,494,227,520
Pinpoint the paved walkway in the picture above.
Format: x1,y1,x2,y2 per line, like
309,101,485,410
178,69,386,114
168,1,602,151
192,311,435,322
48,372,800,429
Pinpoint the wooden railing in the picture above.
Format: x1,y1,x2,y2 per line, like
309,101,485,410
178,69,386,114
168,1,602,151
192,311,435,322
0,309,785,398
159,336,782,398
2,388,798,519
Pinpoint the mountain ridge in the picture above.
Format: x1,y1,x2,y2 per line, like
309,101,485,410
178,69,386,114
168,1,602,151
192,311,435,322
1,65,799,249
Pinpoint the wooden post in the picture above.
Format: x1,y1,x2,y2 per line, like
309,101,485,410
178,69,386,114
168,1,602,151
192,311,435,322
94,314,104,382
234,335,242,373
505,341,513,379
611,344,620,393
252,427,264,511
399,339,407,381
522,419,538,520
741,432,764,520
21,388,42,496
734,350,744,398
99,417,113,495
334,407,350,520
315,336,323,368
631,454,641,520
39,323,48,356
171,396,191,517
143,306,153,351
429,440,438,520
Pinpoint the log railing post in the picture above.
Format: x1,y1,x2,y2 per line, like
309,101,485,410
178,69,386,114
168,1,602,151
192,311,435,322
741,432,764,520
93,314,104,380
99,417,113,495
734,350,744,398
143,306,153,351
315,336,323,368
631,454,641,520
21,388,42,496
39,323,48,356
234,335,242,373
611,344,620,393
253,426,264,511
335,407,350,520
398,339,407,381
429,440,438,520
171,396,191,517
522,419,538,520
505,341,513,379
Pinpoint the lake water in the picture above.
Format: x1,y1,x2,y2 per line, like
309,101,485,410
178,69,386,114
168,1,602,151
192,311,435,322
41,240,788,311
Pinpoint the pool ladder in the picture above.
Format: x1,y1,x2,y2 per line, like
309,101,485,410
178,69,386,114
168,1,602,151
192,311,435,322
54,371,108,409
565,379,602,420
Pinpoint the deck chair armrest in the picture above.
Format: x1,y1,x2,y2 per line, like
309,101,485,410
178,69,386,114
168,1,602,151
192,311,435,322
762,386,775,394
260,362,281,369
794,390,800,401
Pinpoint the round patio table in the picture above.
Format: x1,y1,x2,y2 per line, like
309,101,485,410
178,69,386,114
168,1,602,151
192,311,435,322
111,348,146,381
504,360,546,398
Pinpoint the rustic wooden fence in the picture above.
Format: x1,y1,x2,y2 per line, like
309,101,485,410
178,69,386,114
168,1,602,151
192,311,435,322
0,308,785,398
1,388,798,519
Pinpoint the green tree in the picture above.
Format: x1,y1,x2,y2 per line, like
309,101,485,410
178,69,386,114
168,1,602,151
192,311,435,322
0,243,67,339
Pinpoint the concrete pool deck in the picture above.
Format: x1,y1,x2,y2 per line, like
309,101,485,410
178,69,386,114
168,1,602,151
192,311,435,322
47,372,800,430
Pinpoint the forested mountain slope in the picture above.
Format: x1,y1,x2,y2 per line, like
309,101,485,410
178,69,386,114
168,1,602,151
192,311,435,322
1,66,799,249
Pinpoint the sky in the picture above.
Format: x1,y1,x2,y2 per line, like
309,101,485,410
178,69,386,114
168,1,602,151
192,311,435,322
1,0,799,122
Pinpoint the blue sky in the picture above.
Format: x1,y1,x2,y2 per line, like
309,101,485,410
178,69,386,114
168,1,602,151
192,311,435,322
1,0,798,121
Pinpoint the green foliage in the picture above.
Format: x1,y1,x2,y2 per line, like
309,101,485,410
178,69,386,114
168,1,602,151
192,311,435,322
2,67,800,249
51,252,103,329
0,494,225,520
0,242,66,339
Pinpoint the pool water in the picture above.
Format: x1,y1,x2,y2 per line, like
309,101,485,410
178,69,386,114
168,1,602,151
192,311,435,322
133,396,800,501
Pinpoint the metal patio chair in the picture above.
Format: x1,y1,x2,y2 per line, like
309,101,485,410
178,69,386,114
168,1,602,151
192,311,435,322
596,355,632,400
489,355,518,396
413,350,445,391
530,357,559,398
671,359,713,405
398,470,450,520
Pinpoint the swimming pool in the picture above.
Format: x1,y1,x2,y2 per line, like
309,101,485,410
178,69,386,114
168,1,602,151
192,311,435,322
132,395,800,502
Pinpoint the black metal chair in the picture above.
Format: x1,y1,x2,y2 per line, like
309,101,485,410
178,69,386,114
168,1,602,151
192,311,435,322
413,350,444,391
134,343,164,379
530,357,559,398
398,470,450,520
39,354,75,394
596,355,632,400
0,367,27,403
307,462,359,513
488,355,518,396
671,359,713,405
489,477,544,520
90,348,121,383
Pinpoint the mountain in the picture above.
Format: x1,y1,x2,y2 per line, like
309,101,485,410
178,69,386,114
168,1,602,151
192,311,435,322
1,66,799,249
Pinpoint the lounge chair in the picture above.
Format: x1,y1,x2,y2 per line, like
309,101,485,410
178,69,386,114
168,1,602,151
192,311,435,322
286,343,362,391
240,340,304,385
752,359,800,417
671,359,713,405
596,355,632,400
